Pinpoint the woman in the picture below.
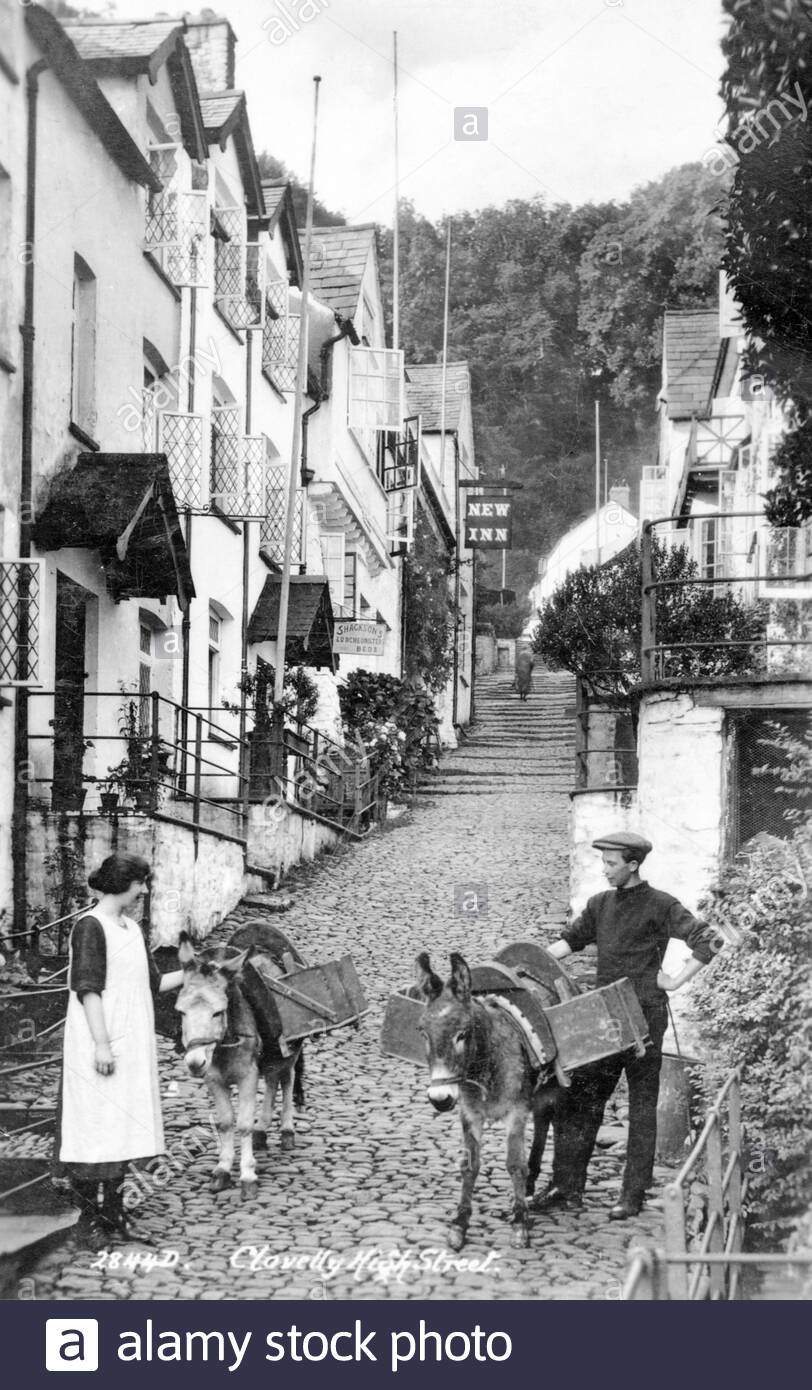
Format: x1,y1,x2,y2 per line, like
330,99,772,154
56,852,183,1243
515,645,535,701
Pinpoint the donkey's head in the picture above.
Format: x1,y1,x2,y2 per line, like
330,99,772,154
414,951,478,1112
176,933,249,1077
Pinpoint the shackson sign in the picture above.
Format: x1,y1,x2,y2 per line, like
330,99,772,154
464,495,513,549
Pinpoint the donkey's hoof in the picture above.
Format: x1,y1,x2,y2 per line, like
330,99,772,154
280,1129,295,1152
210,1171,232,1193
240,1179,259,1200
251,1130,268,1152
511,1224,530,1249
447,1224,466,1252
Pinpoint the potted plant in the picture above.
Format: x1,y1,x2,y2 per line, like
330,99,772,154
106,694,172,811
98,781,119,814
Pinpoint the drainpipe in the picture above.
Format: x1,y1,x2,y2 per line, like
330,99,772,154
180,287,197,785
239,329,254,793
12,60,48,937
452,433,460,727
300,323,351,534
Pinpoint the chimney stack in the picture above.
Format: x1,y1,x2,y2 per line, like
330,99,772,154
184,10,237,91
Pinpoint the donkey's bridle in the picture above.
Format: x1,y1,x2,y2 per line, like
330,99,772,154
183,1033,253,1053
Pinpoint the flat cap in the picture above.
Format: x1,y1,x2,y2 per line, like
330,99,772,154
592,831,652,857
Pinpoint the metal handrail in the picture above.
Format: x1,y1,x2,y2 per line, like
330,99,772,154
640,512,812,684
624,1065,747,1300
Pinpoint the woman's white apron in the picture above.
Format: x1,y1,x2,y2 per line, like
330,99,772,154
59,910,164,1164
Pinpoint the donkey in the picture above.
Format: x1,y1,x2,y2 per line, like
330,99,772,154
414,951,559,1250
176,923,305,1198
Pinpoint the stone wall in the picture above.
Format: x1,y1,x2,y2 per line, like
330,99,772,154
475,628,496,675
24,798,344,947
571,693,726,915
637,693,725,911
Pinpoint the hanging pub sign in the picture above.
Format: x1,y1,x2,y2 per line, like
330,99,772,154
333,620,388,657
464,495,513,549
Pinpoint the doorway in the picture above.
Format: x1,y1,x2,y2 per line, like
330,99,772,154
52,572,89,811
731,707,812,853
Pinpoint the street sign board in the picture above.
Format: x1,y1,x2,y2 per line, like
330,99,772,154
333,620,388,656
464,495,513,548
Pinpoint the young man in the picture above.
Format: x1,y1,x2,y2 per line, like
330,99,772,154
539,831,715,1220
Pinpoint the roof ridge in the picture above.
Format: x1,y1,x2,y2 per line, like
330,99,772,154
65,17,183,25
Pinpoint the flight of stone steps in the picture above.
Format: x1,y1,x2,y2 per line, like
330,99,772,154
421,668,576,798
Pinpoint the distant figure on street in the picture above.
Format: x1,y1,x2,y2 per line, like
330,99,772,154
537,831,716,1220
515,646,535,700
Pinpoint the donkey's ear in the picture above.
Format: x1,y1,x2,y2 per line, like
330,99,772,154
217,947,250,979
414,951,443,1001
448,952,472,1004
178,932,197,970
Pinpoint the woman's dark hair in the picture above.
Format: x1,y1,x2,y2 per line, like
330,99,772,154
88,853,152,895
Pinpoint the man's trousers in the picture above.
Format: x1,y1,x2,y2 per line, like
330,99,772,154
551,1000,668,1201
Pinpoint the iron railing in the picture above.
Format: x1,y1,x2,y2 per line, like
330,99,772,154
247,713,383,839
641,513,812,685
24,690,384,845
573,676,638,791
26,689,250,844
624,1066,751,1300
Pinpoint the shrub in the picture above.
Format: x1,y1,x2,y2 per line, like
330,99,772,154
688,718,812,1241
402,512,456,693
533,538,766,708
339,670,440,798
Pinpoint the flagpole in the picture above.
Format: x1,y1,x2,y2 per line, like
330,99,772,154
392,31,400,353
274,75,321,707
439,216,451,489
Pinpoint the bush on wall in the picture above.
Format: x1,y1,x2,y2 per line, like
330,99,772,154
339,670,440,798
688,719,812,1241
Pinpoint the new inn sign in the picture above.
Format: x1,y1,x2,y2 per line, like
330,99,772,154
464,496,513,549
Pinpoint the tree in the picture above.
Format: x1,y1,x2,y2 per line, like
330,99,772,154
532,539,766,710
476,602,530,639
578,163,725,416
721,0,812,524
376,166,724,586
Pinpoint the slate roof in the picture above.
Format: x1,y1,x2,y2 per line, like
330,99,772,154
199,90,244,137
308,226,376,319
262,180,288,219
662,310,720,420
248,576,335,669
32,455,194,607
405,362,470,430
65,20,182,75
63,16,207,162
25,7,161,191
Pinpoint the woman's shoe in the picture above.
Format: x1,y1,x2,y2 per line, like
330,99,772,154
106,1212,155,1245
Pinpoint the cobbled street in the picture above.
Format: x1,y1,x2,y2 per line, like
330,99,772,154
27,672,670,1301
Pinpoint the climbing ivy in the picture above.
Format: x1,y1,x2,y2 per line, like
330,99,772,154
402,510,456,694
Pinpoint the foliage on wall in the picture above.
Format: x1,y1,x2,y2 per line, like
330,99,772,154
402,510,456,694
721,0,812,524
688,718,812,1239
339,670,440,798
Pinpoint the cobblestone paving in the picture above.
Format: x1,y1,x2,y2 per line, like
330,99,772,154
25,672,670,1301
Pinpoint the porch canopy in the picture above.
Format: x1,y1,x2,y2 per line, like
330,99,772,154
248,575,336,669
32,454,195,609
